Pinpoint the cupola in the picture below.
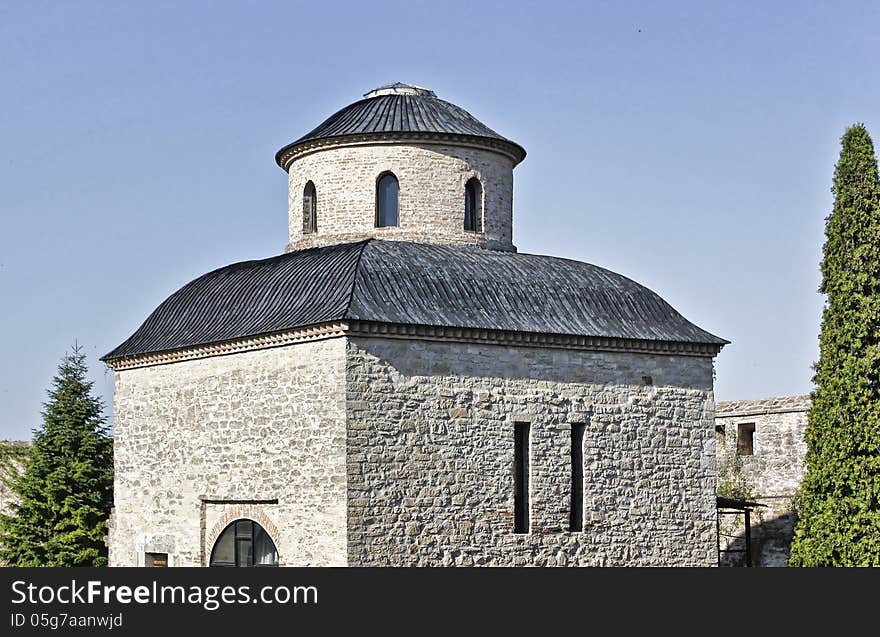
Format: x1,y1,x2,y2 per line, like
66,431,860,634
276,83,526,252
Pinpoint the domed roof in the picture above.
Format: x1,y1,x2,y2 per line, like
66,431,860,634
275,83,527,169
103,240,726,362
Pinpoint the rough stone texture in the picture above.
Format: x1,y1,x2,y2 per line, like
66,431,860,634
286,144,515,252
714,395,810,567
108,334,719,567
107,339,348,567
345,337,718,566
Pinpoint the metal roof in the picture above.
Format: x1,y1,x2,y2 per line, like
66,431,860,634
275,84,526,167
103,240,726,361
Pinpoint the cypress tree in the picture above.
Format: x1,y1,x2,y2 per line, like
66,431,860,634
0,346,113,566
790,124,880,566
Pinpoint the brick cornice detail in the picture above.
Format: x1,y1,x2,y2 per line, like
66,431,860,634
105,321,722,371
345,321,723,357
105,322,349,370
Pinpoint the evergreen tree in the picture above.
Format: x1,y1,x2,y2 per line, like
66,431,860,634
0,346,113,566
790,124,880,566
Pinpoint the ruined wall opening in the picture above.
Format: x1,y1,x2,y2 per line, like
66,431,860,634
737,423,755,456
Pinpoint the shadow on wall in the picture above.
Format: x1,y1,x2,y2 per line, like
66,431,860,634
352,338,714,390
720,511,798,567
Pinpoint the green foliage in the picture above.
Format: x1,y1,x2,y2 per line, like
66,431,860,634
0,346,113,566
0,442,30,464
717,452,757,502
789,124,880,566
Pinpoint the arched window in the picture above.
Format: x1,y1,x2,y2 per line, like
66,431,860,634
464,177,483,232
376,172,399,227
303,181,317,234
209,519,278,567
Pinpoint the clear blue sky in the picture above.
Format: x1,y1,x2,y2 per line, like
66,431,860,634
2,1,878,440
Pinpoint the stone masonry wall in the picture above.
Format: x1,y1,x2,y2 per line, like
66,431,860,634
286,144,515,252
714,396,809,566
108,339,348,567
715,396,809,506
345,337,718,566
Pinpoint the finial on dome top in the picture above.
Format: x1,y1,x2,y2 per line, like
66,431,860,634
364,82,436,98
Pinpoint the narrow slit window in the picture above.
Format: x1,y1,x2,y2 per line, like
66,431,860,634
376,172,399,227
464,177,483,232
737,423,755,456
302,180,317,234
514,422,530,534
570,423,585,532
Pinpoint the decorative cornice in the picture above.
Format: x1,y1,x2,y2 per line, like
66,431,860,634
105,322,349,370
105,320,723,371
276,132,526,171
345,321,725,357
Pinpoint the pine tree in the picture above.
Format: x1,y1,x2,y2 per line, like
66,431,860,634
790,124,880,566
0,346,113,566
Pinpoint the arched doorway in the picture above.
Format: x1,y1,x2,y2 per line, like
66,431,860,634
209,519,278,567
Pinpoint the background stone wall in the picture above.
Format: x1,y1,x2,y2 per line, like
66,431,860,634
714,395,810,566
345,337,718,566
286,143,515,252
108,339,348,567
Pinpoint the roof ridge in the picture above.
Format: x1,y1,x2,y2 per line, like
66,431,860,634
342,238,373,320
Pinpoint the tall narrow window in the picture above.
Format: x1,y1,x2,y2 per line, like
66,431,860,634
514,422,530,534
464,177,483,232
569,423,585,532
302,181,317,234
376,172,399,227
737,423,755,456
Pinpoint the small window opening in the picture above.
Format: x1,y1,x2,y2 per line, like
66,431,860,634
302,181,317,234
715,424,726,451
464,177,483,232
514,422,531,534
376,172,399,227
737,423,755,456
145,552,168,567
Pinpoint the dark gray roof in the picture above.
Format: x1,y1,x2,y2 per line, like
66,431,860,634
275,84,526,167
103,240,726,361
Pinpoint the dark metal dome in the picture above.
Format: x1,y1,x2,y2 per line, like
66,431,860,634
275,83,526,169
103,240,726,362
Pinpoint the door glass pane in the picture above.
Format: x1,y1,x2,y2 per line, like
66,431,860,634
236,539,252,567
254,524,278,566
235,520,253,539
210,527,234,565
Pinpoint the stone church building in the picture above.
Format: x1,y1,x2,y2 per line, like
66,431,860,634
102,83,728,567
